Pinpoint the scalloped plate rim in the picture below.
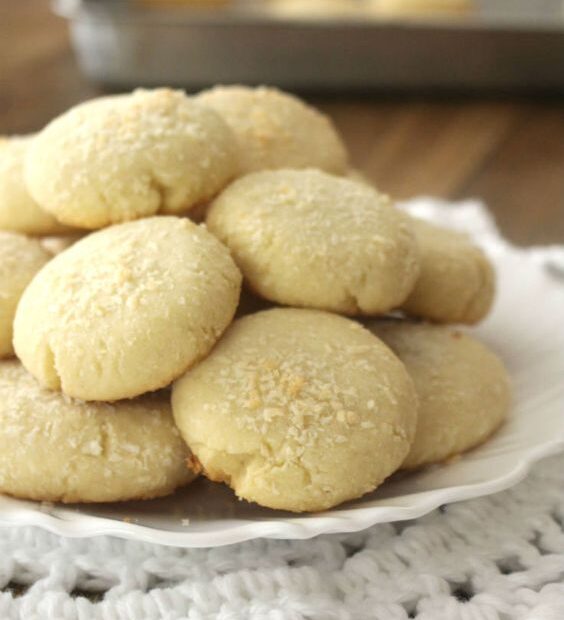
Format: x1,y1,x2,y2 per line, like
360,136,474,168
0,436,563,547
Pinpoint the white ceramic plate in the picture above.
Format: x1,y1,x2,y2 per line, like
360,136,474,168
1,203,563,548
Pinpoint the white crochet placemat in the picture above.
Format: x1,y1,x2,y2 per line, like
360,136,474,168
1,199,563,620
1,452,564,620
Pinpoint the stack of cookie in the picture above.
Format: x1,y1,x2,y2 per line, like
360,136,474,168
0,86,510,512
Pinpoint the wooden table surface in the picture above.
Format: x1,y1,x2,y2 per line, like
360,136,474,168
1,1,563,246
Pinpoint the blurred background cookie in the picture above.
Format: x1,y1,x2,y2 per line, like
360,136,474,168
195,86,348,175
369,0,473,15
265,0,362,19
140,0,231,7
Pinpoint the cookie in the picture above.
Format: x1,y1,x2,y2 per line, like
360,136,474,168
0,136,73,235
172,308,418,512
371,0,473,14
0,231,51,358
0,360,195,503
142,0,230,6
195,85,348,175
25,88,238,229
402,218,495,324
14,216,242,401
370,321,511,469
266,0,361,18
206,169,420,315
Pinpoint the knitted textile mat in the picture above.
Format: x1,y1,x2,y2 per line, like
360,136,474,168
1,452,564,619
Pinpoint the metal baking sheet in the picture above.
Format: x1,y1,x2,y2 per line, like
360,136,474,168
55,0,564,91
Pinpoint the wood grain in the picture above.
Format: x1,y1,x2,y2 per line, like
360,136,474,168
1,1,563,244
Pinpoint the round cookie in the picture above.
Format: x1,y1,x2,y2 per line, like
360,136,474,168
206,169,420,315
266,0,362,19
0,136,73,235
14,216,242,401
0,360,195,503
402,218,495,324
369,321,511,469
370,0,473,15
172,308,418,512
195,85,348,175
25,88,238,229
0,231,51,358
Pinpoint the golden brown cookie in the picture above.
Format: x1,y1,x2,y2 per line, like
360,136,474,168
172,308,418,512
0,360,195,503
402,218,495,324
195,85,348,175
207,169,420,315
14,217,242,401
370,321,511,469
25,89,238,229
0,136,73,235
0,231,51,358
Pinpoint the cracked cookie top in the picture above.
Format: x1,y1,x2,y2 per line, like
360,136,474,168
13,217,242,401
172,308,418,512
0,359,195,503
